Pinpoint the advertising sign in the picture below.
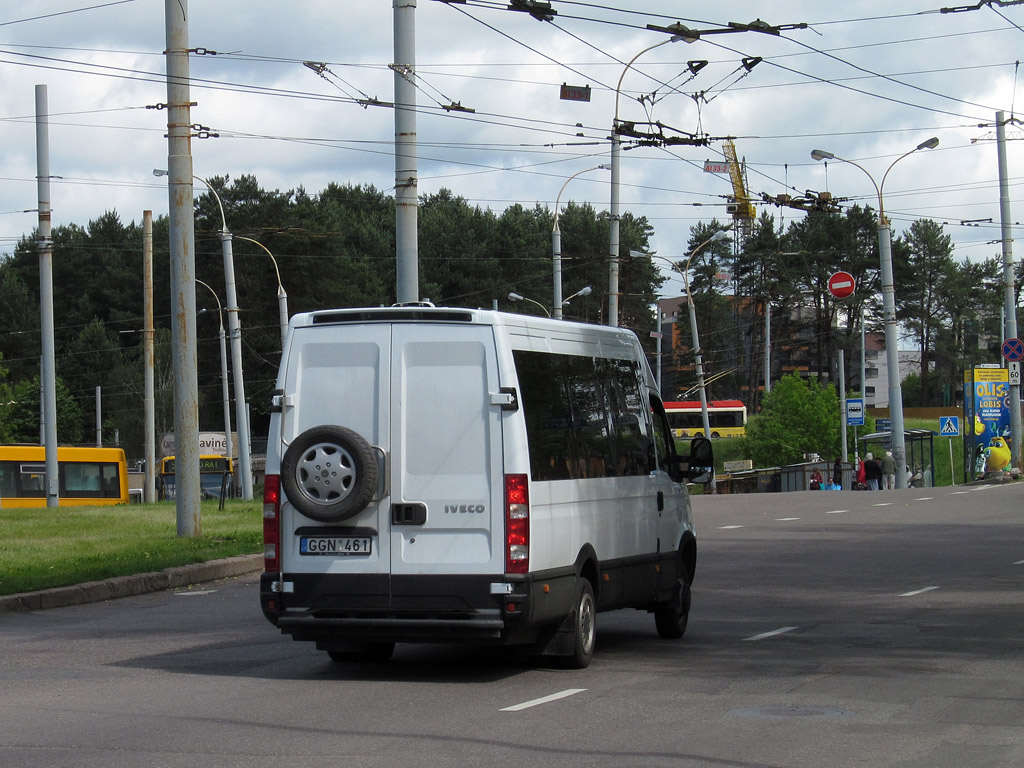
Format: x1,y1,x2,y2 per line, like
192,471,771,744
963,367,1011,479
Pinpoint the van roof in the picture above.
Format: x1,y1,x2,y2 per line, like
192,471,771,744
290,306,658,389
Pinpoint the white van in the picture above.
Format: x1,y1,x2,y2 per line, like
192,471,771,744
260,305,712,667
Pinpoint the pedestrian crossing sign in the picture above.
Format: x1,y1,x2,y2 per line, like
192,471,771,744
939,416,959,436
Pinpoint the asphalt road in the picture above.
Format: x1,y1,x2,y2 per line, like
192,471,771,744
2,482,1023,768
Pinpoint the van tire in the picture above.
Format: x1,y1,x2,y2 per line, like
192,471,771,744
281,425,378,521
654,570,692,639
561,579,596,669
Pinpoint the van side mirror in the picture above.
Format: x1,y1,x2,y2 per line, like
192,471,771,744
687,436,715,484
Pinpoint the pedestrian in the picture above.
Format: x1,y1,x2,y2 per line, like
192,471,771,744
832,457,842,489
856,455,866,489
809,467,823,490
864,452,881,491
881,450,896,490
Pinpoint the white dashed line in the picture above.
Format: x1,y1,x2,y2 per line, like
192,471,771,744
501,689,587,712
873,503,893,507
776,517,800,521
827,509,848,514
914,497,933,501
718,525,744,529
899,586,939,597
1014,560,1024,565
743,626,798,642
951,491,971,495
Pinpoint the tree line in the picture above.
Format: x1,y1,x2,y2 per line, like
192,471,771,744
0,176,1016,463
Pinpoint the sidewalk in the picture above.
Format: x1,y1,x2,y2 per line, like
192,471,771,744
0,553,263,614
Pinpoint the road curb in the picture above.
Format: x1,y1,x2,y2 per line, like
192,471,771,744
0,553,263,614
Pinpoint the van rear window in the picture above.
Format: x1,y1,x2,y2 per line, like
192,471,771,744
513,351,652,482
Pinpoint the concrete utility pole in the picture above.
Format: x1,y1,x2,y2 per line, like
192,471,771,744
35,84,58,508
996,111,1022,470
143,210,156,503
394,0,419,303
164,0,201,535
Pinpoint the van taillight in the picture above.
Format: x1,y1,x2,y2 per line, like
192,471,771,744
263,474,281,572
505,473,529,574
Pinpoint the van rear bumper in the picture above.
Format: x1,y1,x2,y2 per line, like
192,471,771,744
260,571,566,645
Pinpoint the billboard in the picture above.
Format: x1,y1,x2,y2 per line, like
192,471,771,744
963,367,1011,479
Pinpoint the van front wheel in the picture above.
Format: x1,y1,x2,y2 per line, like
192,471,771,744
561,579,596,669
281,425,378,522
654,571,692,639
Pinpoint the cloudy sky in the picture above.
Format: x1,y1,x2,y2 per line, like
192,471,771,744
1,0,1022,301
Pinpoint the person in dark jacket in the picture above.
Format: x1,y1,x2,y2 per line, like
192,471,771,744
832,457,842,489
864,452,882,491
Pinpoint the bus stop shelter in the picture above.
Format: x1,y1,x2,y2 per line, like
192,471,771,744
857,429,937,484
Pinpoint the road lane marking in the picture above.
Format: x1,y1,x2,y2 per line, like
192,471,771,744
951,491,971,495
873,503,893,507
899,586,939,597
718,525,744,529
174,590,217,596
914,497,933,501
1014,560,1024,565
743,626,798,642
776,517,800,521
501,689,587,712
827,509,848,514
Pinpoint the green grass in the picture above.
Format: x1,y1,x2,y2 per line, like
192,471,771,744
0,499,262,597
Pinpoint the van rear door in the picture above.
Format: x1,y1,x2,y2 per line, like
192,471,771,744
388,323,506,584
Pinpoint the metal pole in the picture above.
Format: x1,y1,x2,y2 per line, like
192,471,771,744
996,110,1022,470
861,308,867,405
220,230,253,500
197,280,233,481
165,0,201,535
235,236,288,350
394,0,419,304
35,84,59,508
552,224,563,320
143,210,156,503
838,350,848,463
95,386,102,447
608,132,621,327
878,221,908,489
764,302,771,394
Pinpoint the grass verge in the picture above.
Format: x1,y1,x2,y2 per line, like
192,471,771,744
0,499,261,597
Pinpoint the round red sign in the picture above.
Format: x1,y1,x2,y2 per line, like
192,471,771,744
828,271,855,299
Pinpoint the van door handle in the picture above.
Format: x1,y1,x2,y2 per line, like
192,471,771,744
657,491,664,511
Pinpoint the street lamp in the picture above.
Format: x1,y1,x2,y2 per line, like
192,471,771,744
553,166,607,320
196,279,233,477
810,137,939,489
153,168,253,500
235,235,289,349
508,292,551,317
609,35,689,328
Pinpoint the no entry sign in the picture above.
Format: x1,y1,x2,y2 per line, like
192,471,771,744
828,271,856,299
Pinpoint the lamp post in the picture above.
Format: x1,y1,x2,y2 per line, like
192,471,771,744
553,166,606,320
154,168,253,499
609,35,687,328
681,232,731,445
196,280,233,476
811,138,939,489
508,292,551,317
236,235,289,349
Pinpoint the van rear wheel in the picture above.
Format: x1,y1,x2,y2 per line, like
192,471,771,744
281,425,378,521
561,579,596,669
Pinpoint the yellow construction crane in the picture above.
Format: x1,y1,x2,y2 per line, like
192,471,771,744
722,139,755,240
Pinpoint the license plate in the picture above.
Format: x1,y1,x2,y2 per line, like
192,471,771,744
299,536,373,556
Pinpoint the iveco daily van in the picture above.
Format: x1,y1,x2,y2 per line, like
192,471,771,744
260,305,712,667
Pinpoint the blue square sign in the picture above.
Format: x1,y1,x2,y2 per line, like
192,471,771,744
939,416,959,436
846,398,864,426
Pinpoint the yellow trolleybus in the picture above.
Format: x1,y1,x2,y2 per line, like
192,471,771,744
0,445,129,508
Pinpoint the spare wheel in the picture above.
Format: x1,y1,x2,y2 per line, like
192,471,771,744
281,425,378,521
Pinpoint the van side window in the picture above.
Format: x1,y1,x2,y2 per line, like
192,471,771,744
513,350,652,481
650,397,676,475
